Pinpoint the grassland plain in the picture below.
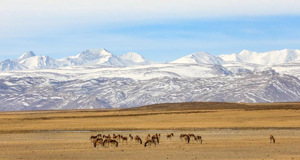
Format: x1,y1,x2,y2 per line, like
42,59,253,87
0,102,300,160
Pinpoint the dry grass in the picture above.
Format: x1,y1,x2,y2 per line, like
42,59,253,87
0,102,300,159
1,102,300,133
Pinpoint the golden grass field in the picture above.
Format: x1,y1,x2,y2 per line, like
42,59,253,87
0,102,300,160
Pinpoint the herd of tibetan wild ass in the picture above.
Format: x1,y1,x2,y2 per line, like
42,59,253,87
90,133,276,148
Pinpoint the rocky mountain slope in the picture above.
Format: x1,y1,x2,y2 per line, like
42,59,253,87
1,68,300,111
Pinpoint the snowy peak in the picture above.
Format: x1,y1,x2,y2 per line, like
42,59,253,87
19,56,59,69
74,48,113,60
0,48,155,72
120,52,146,63
58,48,125,66
219,54,242,63
77,48,112,57
16,51,36,62
171,52,225,65
283,49,300,62
220,49,300,65
61,49,153,67
0,59,27,71
3,48,300,72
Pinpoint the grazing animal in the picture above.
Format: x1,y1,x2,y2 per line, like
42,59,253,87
180,134,188,141
144,139,156,147
103,134,111,139
167,133,174,140
134,135,143,144
151,135,160,144
102,139,109,147
117,134,121,141
103,139,118,147
92,138,99,144
196,136,202,144
129,134,133,141
155,133,160,138
109,139,119,147
93,138,104,148
145,134,151,141
112,134,117,138
270,135,275,143
183,135,190,143
96,134,102,138
120,135,128,144
188,134,197,141
151,134,157,138
90,135,98,142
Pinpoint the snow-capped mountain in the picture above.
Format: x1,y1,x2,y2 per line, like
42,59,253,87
1,67,300,111
15,51,36,62
271,59,300,79
0,51,36,71
120,52,152,65
0,59,27,71
2,48,300,111
19,56,60,69
0,48,154,71
57,48,126,66
171,52,225,65
2,48,300,72
120,52,146,63
220,49,300,65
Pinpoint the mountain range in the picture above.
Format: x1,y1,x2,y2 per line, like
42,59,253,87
0,49,152,71
1,48,300,111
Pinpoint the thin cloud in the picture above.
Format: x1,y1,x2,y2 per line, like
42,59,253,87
1,0,300,28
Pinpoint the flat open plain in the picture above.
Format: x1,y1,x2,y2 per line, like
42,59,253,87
0,102,300,160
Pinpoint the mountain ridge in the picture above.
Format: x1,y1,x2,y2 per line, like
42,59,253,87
2,68,300,111
171,51,225,65
2,48,300,71
0,48,154,71
219,49,300,65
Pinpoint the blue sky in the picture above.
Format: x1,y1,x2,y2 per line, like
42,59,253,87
1,0,300,62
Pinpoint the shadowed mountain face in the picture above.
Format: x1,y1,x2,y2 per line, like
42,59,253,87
1,68,300,111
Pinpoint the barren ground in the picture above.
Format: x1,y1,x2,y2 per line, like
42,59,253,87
0,102,300,160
